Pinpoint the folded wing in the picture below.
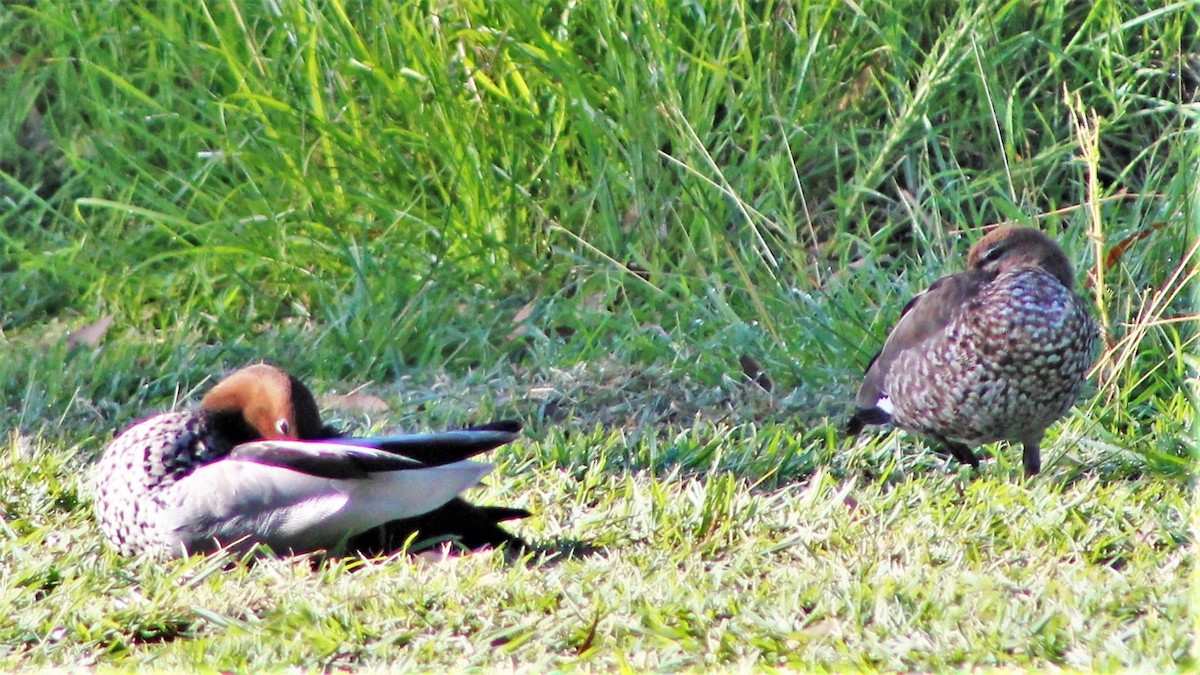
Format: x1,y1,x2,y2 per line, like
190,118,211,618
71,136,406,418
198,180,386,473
164,438,495,555
849,272,988,433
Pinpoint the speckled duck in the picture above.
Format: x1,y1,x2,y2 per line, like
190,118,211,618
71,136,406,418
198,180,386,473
847,226,1097,476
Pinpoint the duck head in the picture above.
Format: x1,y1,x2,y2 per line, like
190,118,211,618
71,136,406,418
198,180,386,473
967,226,1076,288
199,364,332,443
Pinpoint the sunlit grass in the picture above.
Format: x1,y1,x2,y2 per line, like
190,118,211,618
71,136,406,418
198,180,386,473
0,0,1194,669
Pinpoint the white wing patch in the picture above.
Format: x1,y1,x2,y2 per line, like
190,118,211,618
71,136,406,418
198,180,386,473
876,396,895,415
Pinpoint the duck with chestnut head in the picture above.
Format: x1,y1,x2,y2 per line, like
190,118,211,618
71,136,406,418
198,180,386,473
92,364,527,558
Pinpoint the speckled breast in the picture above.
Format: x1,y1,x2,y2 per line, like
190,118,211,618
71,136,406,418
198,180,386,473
91,410,227,556
885,267,1097,445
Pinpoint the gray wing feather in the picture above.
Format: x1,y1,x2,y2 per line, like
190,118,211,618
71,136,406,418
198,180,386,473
856,271,987,407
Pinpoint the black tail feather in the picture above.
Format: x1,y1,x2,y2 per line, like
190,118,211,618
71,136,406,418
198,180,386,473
463,419,523,434
371,424,521,466
846,406,892,435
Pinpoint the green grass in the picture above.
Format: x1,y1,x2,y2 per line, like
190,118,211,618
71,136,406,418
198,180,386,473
1,0,1195,670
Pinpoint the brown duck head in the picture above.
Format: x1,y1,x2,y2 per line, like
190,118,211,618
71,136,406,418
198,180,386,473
199,364,332,443
967,226,1076,288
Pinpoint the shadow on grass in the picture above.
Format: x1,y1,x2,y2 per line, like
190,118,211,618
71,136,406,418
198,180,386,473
523,538,606,566
373,537,606,568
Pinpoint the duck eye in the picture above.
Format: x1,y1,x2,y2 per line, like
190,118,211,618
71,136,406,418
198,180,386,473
981,244,1006,265
275,419,290,436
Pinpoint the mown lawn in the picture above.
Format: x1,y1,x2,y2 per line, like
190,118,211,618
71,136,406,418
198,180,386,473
1,0,1195,670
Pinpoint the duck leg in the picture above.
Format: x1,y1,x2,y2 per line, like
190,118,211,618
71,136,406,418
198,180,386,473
1021,434,1043,477
938,439,981,471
